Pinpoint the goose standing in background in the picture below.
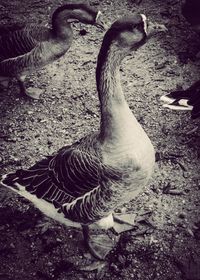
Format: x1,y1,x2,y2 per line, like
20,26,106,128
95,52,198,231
0,1,105,99
1,15,166,260
160,0,200,118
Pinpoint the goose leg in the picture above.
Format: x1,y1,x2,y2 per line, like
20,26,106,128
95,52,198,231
18,77,43,100
82,224,119,260
18,79,27,97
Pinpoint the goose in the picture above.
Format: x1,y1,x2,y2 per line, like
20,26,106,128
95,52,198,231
0,1,105,99
1,14,166,260
160,0,200,118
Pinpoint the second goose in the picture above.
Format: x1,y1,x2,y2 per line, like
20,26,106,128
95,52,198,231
0,1,105,99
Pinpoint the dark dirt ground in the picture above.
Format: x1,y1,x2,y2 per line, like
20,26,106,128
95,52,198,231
0,0,200,279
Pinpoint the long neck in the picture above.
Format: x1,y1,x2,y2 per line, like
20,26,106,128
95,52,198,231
51,7,77,39
96,44,136,142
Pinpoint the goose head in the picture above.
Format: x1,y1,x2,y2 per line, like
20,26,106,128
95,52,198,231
52,1,106,31
98,13,167,59
96,14,167,110
102,14,148,54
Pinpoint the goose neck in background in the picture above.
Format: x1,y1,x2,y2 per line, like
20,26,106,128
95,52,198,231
52,9,75,39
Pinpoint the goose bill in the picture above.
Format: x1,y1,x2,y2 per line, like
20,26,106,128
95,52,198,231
95,11,107,30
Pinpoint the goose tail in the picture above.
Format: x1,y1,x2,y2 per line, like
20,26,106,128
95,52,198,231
1,170,32,195
0,159,81,229
0,156,53,198
1,172,22,192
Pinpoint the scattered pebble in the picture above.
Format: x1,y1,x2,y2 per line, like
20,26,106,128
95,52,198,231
178,212,186,219
79,29,87,36
155,61,167,70
187,228,194,237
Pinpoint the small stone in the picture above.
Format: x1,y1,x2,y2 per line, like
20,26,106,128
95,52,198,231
40,119,47,123
62,108,68,113
10,243,15,249
57,115,63,122
110,263,120,273
120,207,127,214
187,228,194,237
10,155,19,162
80,29,87,36
179,212,186,219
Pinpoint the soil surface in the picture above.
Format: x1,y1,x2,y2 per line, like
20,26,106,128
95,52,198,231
0,0,200,280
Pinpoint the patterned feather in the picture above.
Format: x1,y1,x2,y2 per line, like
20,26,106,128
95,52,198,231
2,135,124,224
0,25,70,78
0,24,51,61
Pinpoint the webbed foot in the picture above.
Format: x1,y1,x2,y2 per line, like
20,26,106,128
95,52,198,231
82,225,119,260
18,80,43,99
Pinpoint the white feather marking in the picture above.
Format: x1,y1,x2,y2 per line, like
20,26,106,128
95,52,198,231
54,191,62,202
38,182,54,199
46,184,57,200
29,177,50,193
141,14,147,35
62,184,100,211
160,95,176,104
162,103,193,111
178,99,190,107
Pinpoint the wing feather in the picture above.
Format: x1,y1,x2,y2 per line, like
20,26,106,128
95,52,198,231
50,148,102,197
2,143,124,224
2,145,105,206
0,41,54,76
0,24,51,62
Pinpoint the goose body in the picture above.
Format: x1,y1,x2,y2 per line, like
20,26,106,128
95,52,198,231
2,129,154,226
0,1,105,99
1,14,167,259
